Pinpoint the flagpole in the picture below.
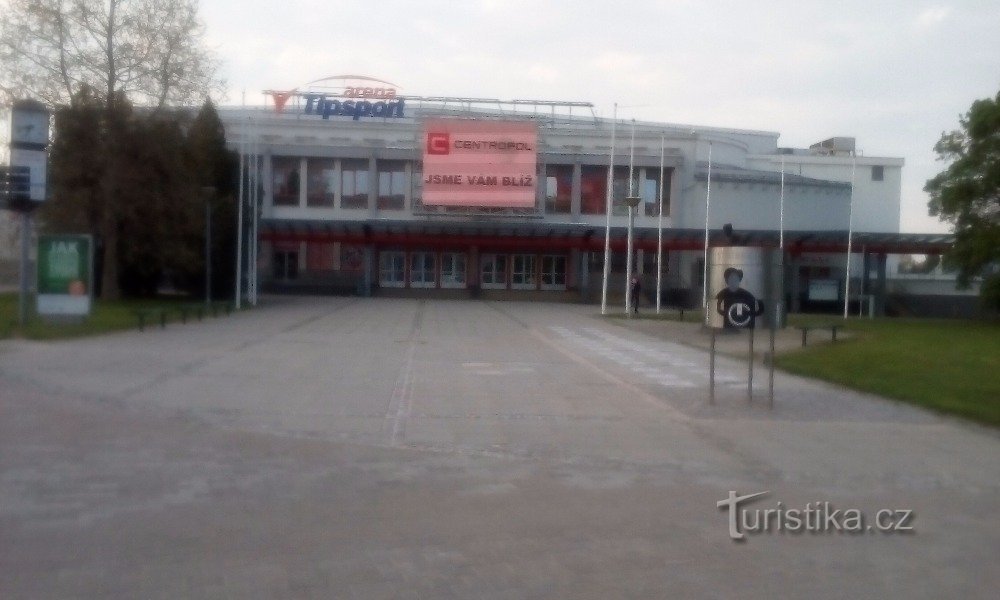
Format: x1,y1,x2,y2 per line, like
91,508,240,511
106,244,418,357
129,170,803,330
779,156,785,252
625,118,636,316
656,133,664,314
250,112,260,306
701,141,713,316
843,151,856,319
235,90,245,310
600,104,617,315
778,154,786,324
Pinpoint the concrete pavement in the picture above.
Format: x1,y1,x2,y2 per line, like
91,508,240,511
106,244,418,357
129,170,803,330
1,296,997,599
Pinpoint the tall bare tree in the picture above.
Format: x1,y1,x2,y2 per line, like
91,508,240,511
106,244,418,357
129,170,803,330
1,0,221,299
0,0,220,110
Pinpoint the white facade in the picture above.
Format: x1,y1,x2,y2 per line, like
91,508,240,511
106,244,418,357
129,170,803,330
217,99,912,307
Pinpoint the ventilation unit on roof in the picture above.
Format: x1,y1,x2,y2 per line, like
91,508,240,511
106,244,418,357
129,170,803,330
809,137,856,156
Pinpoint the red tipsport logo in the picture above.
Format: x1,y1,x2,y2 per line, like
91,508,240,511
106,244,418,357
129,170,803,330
427,132,450,155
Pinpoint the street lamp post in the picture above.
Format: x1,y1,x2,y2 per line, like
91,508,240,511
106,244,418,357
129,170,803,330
624,194,641,317
624,119,638,318
202,186,216,308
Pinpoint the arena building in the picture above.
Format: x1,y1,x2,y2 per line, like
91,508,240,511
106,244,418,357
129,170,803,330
218,76,951,314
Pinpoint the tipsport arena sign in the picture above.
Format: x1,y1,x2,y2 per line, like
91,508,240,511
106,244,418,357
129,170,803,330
265,75,405,121
303,94,404,120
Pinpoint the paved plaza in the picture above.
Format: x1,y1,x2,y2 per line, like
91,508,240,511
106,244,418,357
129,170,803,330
1,296,998,598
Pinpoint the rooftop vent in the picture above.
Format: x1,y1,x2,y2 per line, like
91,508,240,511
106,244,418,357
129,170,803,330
809,137,856,156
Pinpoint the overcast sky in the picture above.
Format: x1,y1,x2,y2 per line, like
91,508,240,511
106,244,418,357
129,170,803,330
201,0,999,233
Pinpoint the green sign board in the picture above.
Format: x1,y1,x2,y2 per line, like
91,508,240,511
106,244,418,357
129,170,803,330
37,234,93,316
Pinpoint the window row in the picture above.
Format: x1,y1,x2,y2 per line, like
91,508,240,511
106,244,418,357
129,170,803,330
272,158,408,210
545,164,672,217
272,157,671,216
380,252,567,290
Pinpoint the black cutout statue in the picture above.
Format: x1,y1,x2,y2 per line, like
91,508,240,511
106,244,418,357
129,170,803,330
715,267,764,329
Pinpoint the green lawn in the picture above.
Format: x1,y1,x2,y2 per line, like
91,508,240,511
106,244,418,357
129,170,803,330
0,292,228,340
776,317,1000,427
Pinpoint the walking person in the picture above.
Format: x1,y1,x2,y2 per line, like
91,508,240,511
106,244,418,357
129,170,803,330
630,275,642,315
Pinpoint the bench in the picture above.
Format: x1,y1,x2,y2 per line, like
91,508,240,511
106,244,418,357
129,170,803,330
134,308,168,331
795,324,843,347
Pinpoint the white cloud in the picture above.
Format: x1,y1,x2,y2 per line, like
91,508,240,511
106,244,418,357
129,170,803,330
913,6,952,32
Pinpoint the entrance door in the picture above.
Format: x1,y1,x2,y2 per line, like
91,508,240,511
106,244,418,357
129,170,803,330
409,252,436,288
440,253,467,288
511,254,537,290
540,255,567,290
379,251,405,288
480,254,507,289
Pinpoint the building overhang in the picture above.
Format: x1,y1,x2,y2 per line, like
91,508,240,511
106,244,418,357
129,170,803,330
261,219,953,255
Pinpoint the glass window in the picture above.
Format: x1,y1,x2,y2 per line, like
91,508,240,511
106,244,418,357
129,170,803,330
273,250,298,280
409,252,436,288
440,253,466,288
341,159,369,209
613,168,637,216
272,157,300,206
511,254,537,289
581,165,630,215
377,160,408,210
545,165,572,214
410,161,424,210
871,165,884,181
541,255,567,289
642,167,672,217
580,165,607,215
379,251,405,288
306,158,335,207
481,254,507,289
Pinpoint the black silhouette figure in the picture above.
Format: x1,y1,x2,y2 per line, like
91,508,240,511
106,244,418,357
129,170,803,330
715,267,764,329
630,275,641,315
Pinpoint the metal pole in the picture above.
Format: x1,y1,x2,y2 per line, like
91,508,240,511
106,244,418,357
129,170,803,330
858,245,867,317
779,157,786,327
709,326,716,405
768,311,776,409
701,142,713,316
250,116,259,306
626,206,635,316
843,151,856,319
625,119,636,317
18,211,31,327
656,134,664,314
235,93,245,310
779,156,785,252
747,327,754,402
205,200,212,307
600,103,617,315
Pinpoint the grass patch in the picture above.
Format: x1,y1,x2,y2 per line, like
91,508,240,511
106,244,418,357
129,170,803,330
0,292,226,340
776,317,1000,427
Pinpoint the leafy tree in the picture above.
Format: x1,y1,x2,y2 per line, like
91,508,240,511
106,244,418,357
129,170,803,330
45,90,206,297
925,90,1000,311
1,0,221,298
182,100,238,299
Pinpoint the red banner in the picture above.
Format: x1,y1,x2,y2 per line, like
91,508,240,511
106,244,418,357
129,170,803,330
422,119,537,208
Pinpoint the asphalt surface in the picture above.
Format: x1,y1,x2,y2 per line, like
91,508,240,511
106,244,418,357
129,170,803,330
1,296,997,599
